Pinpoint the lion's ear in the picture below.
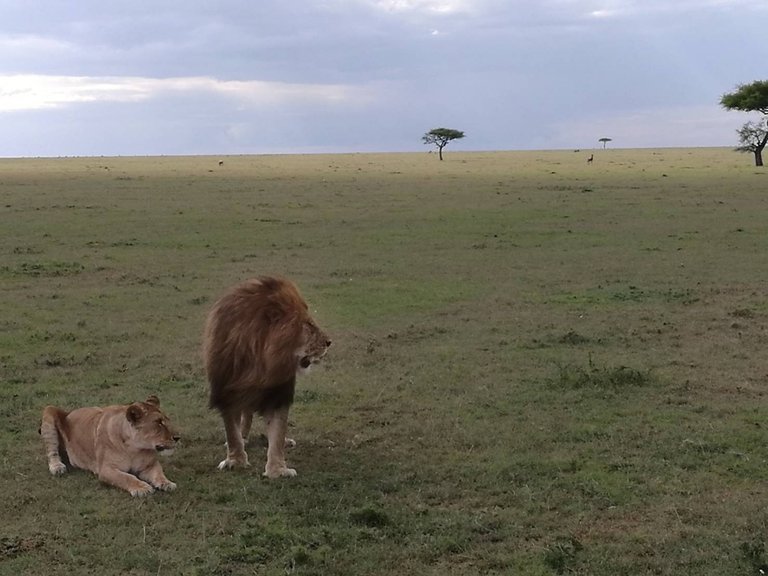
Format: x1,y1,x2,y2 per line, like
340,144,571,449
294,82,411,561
126,403,145,424
145,395,160,407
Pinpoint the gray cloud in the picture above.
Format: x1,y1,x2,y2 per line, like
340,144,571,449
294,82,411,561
0,0,765,155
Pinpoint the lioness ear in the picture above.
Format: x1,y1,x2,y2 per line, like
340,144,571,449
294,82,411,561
126,403,145,424
145,395,160,407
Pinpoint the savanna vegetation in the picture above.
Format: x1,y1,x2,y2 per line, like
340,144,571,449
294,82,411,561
2,148,768,575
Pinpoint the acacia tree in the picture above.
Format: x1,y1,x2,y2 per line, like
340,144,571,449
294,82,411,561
422,128,465,160
734,122,768,167
720,80,768,167
598,137,612,149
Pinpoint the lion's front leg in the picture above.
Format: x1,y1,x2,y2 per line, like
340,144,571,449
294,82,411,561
98,467,154,497
218,409,249,470
138,461,177,492
263,405,296,479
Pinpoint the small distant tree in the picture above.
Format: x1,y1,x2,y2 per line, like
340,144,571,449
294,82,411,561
422,128,465,160
721,80,768,167
734,121,768,167
598,137,612,149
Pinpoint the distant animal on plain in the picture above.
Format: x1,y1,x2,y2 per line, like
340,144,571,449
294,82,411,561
218,161,224,166
203,276,331,478
587,154,594,164
39,395,179,496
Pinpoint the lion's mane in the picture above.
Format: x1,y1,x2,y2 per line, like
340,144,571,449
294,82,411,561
203,276,313,416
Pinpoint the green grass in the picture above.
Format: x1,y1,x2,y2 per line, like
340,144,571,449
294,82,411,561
2,148,768,575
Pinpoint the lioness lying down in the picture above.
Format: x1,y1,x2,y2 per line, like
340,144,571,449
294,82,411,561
40,395,179,496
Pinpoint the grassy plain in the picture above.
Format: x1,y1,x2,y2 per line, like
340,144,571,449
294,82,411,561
1,148,768,575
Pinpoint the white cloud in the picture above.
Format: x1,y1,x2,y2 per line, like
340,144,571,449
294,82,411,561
0,33,74,53
0,74,374,112
579,0,767,20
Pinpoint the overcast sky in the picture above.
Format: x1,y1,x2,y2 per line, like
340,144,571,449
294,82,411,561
0,0,765,157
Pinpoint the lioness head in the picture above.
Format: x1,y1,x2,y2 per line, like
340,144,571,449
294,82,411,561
125,395,180,455
296,320,332,373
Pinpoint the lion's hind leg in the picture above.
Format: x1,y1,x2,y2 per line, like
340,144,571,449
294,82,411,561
218,409,249,470
240,411,298,447
40,406,68,475
240,410,254,445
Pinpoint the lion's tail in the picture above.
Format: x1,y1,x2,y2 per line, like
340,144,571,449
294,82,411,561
40,406,68,475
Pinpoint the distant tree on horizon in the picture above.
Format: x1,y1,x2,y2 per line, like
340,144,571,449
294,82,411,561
598,137,612,149
422,128,465,161
721,80,768,167
734,121,768,167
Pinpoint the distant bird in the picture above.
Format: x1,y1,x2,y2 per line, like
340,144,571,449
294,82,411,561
587,154,594,164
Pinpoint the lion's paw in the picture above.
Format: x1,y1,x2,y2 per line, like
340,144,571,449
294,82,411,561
130,483,155,497
218,457,249,470
49,461,67,475
263,466,297,479
285,437,297,448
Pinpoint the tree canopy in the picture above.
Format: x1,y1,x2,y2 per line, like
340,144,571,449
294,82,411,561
721,80,768,166
720,80,768,114
422,128,465,160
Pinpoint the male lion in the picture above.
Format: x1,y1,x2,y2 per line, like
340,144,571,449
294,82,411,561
203,276,331,478
40,395,179,496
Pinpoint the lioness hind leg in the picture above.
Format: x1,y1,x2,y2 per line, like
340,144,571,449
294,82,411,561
40,406,67,475
218,409,249,470
263,405,296,479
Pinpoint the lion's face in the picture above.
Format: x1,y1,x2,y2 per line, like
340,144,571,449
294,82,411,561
126,396,180,455
296,320,332,374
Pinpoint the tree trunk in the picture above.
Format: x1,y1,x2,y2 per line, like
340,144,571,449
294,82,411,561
755,136,768,166
756,133,767,167
438,146,444,161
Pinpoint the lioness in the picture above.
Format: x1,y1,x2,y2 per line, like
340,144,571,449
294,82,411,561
203,276,331,478
40,395,179,496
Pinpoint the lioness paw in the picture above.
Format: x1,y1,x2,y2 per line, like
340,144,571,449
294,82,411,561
130,483,155,497
49,462,67,475
263,466,297,479
157,481,177,492
285,437,297,448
